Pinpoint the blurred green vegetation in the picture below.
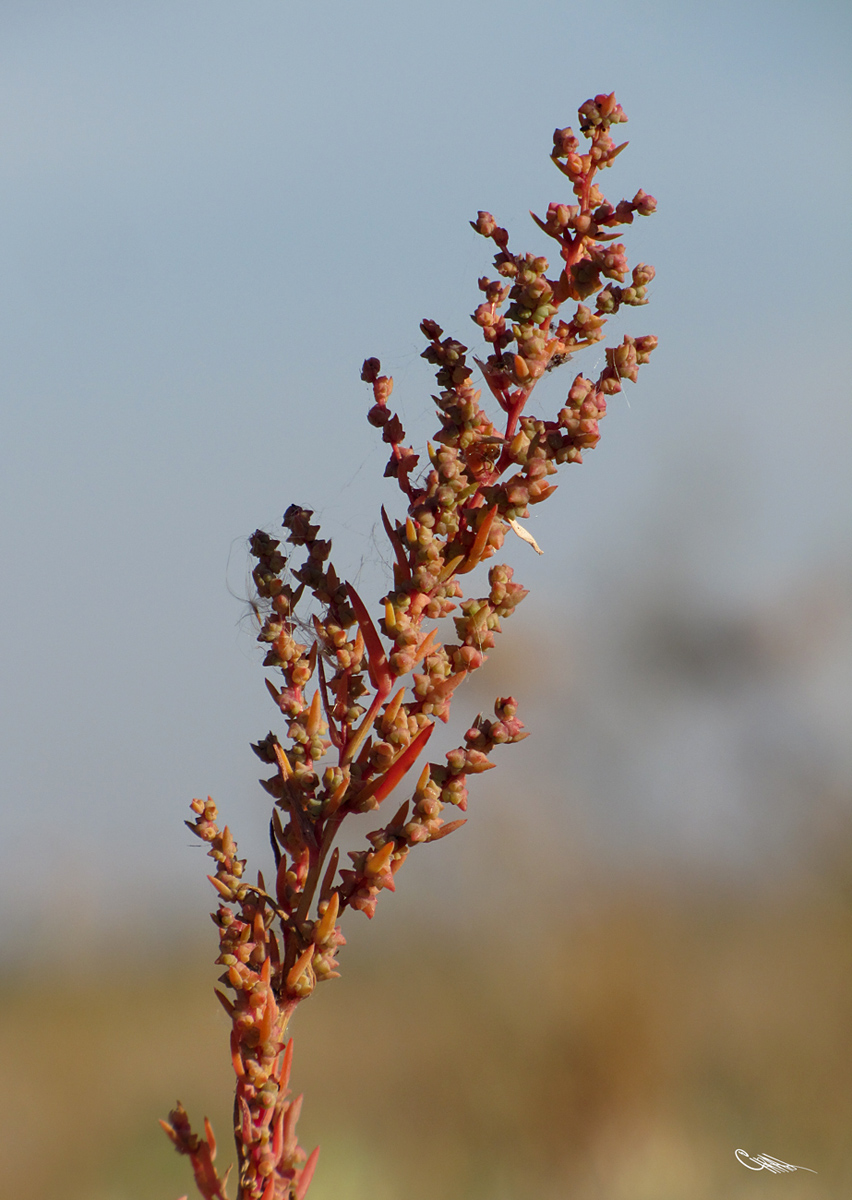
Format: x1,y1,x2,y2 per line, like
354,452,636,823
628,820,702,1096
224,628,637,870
3,857,850,1199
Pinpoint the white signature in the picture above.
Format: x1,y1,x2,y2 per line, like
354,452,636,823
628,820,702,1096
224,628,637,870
735,1149,817,1174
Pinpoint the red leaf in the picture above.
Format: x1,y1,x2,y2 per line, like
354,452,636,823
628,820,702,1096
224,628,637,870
347,584,392,696
355,722,435,808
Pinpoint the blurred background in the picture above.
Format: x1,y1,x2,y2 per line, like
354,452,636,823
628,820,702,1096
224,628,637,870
1,1,851,1197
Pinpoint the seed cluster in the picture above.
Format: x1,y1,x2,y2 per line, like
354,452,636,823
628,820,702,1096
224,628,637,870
163,92,656,1200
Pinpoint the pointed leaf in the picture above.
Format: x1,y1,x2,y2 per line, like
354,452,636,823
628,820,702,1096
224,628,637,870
355,722,435,808
347,584,392,695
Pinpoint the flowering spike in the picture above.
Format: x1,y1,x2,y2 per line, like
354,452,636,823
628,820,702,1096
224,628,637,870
174,96,655,1200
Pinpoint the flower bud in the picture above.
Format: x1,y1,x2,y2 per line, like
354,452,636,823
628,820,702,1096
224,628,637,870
471,211,496,237
360,358,381,383
420,318,443,340
595,286,621,314
635,334,658,362
473,302,497,328
552,127,579,156
633,189,657,215
374,376,393,403
546,202,572,231
632,263,655,287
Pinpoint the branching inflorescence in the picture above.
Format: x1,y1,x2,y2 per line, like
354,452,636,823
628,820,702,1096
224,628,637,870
162,91,656,1200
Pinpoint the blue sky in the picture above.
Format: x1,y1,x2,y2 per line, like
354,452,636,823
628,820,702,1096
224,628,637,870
1,0,850,939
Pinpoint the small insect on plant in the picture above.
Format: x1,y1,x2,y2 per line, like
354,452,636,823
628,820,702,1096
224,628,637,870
161,90,657,1200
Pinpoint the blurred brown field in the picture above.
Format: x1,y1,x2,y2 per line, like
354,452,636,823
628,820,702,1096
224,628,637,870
3,852,851,1200
4,576,850,1199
